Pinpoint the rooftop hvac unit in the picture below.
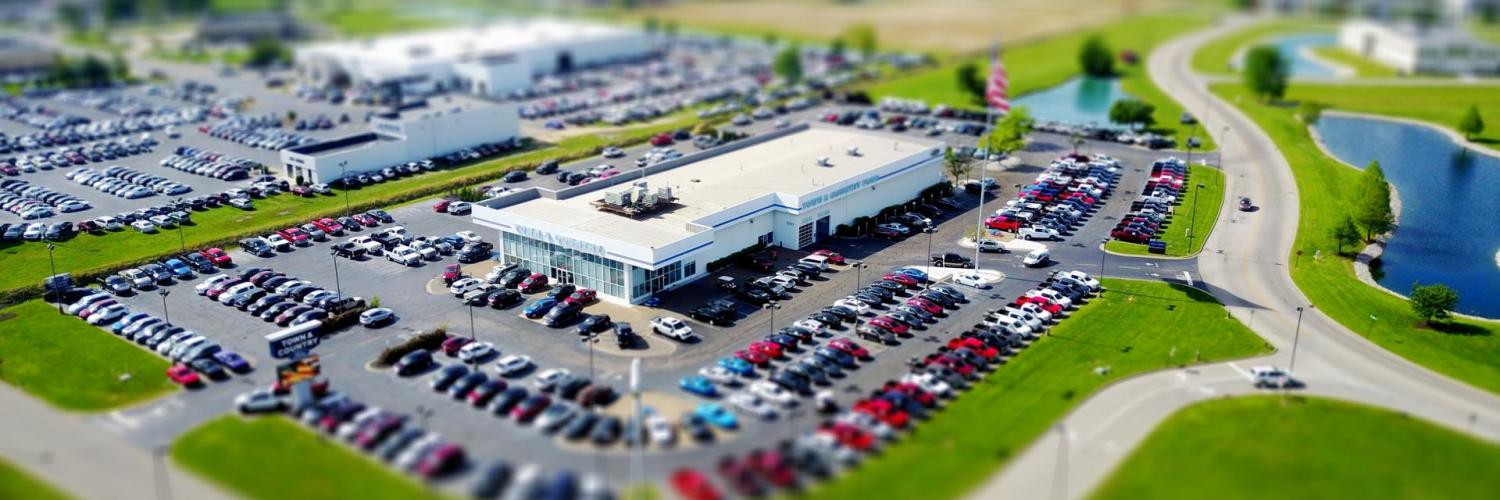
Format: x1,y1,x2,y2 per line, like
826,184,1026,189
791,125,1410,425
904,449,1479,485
816,156,831,167
640,192,658,207
656,186,673,200
605,190,632,207
846,146,861,156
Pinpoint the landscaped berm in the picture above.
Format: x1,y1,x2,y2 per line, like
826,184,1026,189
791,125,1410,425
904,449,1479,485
807,278,1270,500
0,299,175,411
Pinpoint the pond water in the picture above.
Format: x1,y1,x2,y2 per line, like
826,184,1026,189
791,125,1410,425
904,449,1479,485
1315,115,1500,318
1012,76,1132,125
1269,33,1342,78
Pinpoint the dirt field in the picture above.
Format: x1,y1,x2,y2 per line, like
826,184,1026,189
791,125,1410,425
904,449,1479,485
643,0,1196,54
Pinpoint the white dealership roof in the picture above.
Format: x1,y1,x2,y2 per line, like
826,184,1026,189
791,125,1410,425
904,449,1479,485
298,19,639,66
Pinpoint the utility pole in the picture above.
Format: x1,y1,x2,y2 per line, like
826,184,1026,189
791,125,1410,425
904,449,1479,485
1290,306,1307,371
158,288,171,325
329,249,343,299
1189,182,1205,253
339,161,351,216
923,227,934,290
46,243,61,314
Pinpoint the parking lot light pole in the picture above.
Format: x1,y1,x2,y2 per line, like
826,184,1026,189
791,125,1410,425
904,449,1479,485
1098,238,1109,284
763,301,781,336
338,161,351,217
1189,182,1205,253
329,250,343,299
176,222,186,253
923,227,935,291
467,303,477,344
158,288,171,326
46,243,62,314
851,261,867,294
1290,306,1308,371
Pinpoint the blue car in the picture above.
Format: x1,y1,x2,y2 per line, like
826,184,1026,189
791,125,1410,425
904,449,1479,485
213,350,251,373
894,267,928,283
717,357,754,377
694,403,738,430
679,376,717,397
111,312,151,334
163,259,194,279
523,298,558,319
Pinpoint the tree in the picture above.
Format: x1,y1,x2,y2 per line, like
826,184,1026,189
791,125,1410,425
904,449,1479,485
1457,105,1485,140
247,37,288,68
643,16,659,34
1108,98,1156,130
773,44,803,84
1243,45,1289,101
986,107,1032,155
943,147,973,182
110,52,129,81
1331,214,1362,254
1411,0,1441,31
1297,101,1326,125
1409,283,1459,325
829,37,846,59
955,61,986,106
101,0,137,25
844,23,877,58
663,21,679,38
763,32,778,47
77,56,111,87
1354,160,1394,240
57,3,88,34
1078,35,1115,77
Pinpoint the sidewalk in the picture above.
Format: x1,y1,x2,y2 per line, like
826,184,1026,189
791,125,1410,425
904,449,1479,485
0,384,229,500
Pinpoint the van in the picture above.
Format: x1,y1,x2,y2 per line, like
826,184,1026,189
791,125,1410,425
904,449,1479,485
1023,248,1050,268
798,254,829,270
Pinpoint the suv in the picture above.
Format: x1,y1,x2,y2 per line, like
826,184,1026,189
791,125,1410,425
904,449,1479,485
1249,366,1300,389
650,316,696,341
689,304,735,326
930,253,973,268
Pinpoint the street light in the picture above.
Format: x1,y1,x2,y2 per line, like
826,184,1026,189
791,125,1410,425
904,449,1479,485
158,288,171,326
763,301,781,336
46,243,61,314
1098,238,1109,283
338,160,351,217
1289,306,1309,371
922,227,935,290
851,261,868,294
1188,182,1206,253
329,249,343,299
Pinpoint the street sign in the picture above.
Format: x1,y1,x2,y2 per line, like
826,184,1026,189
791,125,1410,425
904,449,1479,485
266,320,323,359
275,354,321,386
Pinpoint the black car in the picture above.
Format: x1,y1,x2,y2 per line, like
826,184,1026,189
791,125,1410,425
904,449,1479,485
449,372,488,400
431,365,470,392
141,264,174,285
487,289,524,308
770,370,811,394
562,412,598,441
498,269,530,289
101,275,132,294
241,238,273,256
591,415,622,445
850,292,883,307
331,242,366,259
895,304,936,323
536,161,560,175
931,252,974,268
861,285,894,302
489,387,529,415
471,461,513,499
869,280,905,293
886,310,925,328
546,284,577,300
736,288,772,305
395,350,433,376
190,357,228,380
576,314,612,335
808,311,843,326
822,305,857,323
544,302,583,327
918,290,959,308
366,209,395,223
689,305,734,325
503,171,527,183
182,252,217,273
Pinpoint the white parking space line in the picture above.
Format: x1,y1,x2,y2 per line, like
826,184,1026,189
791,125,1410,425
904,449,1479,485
1226,362,1254,382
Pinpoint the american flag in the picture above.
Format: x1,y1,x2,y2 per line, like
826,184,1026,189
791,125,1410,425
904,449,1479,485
984,43,1010,113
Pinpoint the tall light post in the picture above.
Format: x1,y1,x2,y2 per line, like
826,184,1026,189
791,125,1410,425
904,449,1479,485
329,249,343,299
1290,306,1308,371
158,288,171,326
1188,182,1205,253
763,301,781,336
851,261,867,294
338,160,351,217
1098,238,1109,284
46,243,62,314
922,227,935,290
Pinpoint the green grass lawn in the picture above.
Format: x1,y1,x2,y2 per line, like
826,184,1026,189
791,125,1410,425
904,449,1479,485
864,13,1216,150
0,458,71,500
1105,164,1225,257
807,278,1271,500
1469,20,1500,45
1190,19,1336,75
0,300,175,411
1091,396,1500,500
1285,83,1500,144
1213,83,1500,394
173,416,435,500
320,7,449,37
1309,46,1400,78
0,114,699,298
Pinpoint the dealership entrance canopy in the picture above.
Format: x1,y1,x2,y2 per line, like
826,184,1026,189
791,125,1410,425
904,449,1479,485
472,124,945,303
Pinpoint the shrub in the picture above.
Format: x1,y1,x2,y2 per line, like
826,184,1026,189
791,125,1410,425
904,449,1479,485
374,327,448,367
322,305,368,333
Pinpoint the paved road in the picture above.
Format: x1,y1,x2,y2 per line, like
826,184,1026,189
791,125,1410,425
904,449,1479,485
971,18,1500,500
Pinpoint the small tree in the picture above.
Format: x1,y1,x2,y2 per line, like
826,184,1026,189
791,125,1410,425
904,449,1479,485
643,16,659,34
57,3,87,34
1457,105,1485,140
1243,45,1289,101
1331,214,1362,254
1409,282,1459,325
773,44,803,84
247,37,288,68
77,55,112,87
1108,98,1156,130
1355,160,1394,240
844,23,877,58
763,32,778,47
110,52,130,80
987,107,1032,155
955,61,986,106
829,37,846,59
943,147,973,182
1297,101,1326,125
1078,35,1115,77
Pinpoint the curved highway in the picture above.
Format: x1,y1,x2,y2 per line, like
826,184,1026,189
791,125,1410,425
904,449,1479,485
971,18,1500,500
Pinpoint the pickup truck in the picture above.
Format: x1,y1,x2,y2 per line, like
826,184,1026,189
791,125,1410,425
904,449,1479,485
331,241,367,259
348,236,383,254
930,253,974,269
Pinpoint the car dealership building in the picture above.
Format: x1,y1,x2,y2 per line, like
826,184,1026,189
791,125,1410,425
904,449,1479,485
471,125,945,304
280,97,518,184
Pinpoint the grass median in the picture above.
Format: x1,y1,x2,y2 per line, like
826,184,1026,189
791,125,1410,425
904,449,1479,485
1091,395,1500,500
1309,46,1400,78
0,299,175,411
173,415,436,500
1285,83,1500,144
0,114,700,300
0,458,71,500
806,278,1271,500
1190,18,1336,76
1212,83,1500,393
1104,164,1225,257
865,13,1216,150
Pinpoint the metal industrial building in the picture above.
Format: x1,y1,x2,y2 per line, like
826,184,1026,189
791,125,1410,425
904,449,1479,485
471,124,946,304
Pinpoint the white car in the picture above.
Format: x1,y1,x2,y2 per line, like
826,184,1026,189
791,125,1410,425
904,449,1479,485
448,278,482,296
953,272,988,289
235,389,282,413
1250,366,1300,389
835,298,871,315
902,372,952,398
458,342,496,363
131,220,158,233
1054,270,1101,291
976,239,1006,253
1026,288,1074,309
228,197,253,209
728,392,777,419
534,368,570,391
645,410,676,447
698,366,739,386
749,381,797,407
650,316,696,341
495,354,532,377
1013,302,1054,322
792,319,826,336
876,222,911,235
456,231,483,244
359,307,395,326
1018,225,1061,241
87,304,128,325
195,274,231,295
386,246,422,266
602,147,625,158
265,234,292,250
446,201,472,215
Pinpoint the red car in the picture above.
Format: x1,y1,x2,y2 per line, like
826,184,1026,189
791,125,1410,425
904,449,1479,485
827,338,870,359
278,227,310,245
167,364,201,386
200,247,232,266
518,273,548,293
818,421,875,451
947,337,1000,360
650,133,674,146
565,289,596,305
1015,295,1065,315
868,316,908,335
671,468,723,500
906,297,944,315
986,216,1021,231
747,449,796,488
415,444,465,478
749,341,784,359
872,226,903,239
312,217,343,234
1111,228,1151,243
734,349,770,367
925,353,976,377
812,250,845,265
883,273,918,288
441,264,463,285
351,213,378,226
441,337,471,356
852,398,909,428
433,199,452,213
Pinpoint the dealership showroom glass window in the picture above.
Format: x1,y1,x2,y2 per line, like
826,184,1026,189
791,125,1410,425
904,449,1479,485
501,232,627,298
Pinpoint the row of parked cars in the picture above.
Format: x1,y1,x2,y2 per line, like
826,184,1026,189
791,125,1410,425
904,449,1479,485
1032,119,1182,149
0,179,89,219
0,220,73,241
60,288,250,387
986,153,1121,241
196,265,352,327
867,198,964,240
1,134,157,176
201,115,318,151
98,246,232,295
1111,158,1187,247
159,146,258,181
69,165,192,200
53,88,209,130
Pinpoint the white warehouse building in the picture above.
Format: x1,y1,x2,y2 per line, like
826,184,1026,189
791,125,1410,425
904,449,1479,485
1340,20,1500,75
280,98,519,184
470,125,946,304
294,19,651,97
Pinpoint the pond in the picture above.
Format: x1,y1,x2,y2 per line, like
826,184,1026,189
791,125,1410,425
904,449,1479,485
1269,33,1342,78
1012,76,1131,126
1315,115,1500,318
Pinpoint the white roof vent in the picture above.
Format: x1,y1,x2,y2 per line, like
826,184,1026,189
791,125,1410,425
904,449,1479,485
846,146,861,157
815,156,831,167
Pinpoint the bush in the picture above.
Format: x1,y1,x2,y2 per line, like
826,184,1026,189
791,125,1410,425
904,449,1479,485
374,327,448,367
322,305,368,333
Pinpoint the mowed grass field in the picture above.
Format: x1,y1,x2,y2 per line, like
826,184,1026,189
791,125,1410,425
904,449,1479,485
1213,83,1500,394
1286,83,1500,144
0,458,71,500
0,299,175,411
1309,46,1400,78
173,416,435,500
1091,396,1500,500
1105,164,1225,257
1190,18,1337,75
0,115,699,296
319,7,449,37
866,13,1217,150
806,278,1271,500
